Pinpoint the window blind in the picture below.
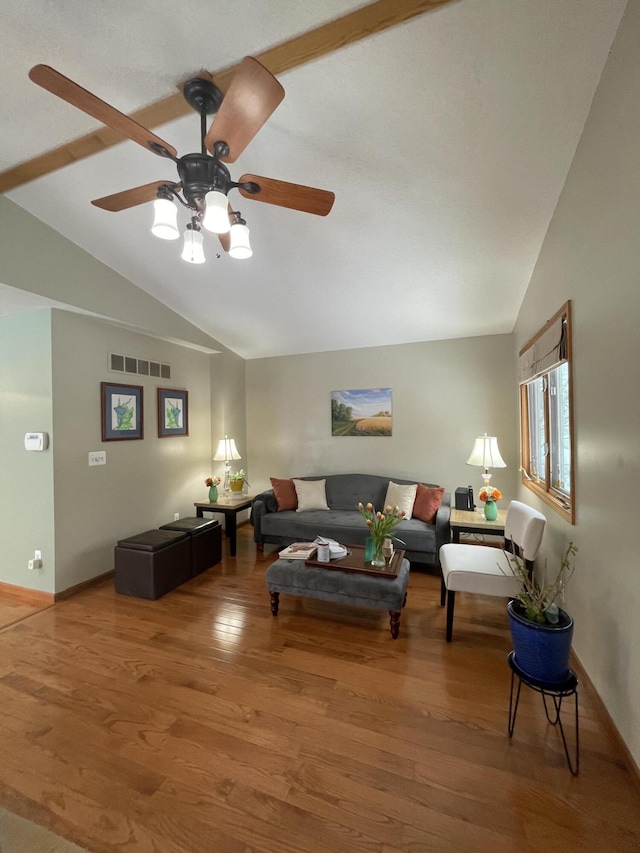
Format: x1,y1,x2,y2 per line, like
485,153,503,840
518,310,568,385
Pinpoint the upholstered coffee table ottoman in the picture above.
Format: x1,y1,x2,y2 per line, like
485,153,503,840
265,548,410,638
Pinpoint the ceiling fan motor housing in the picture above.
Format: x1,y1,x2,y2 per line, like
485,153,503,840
177,153,231,209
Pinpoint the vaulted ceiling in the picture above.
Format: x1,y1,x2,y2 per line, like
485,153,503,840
0,0,627,358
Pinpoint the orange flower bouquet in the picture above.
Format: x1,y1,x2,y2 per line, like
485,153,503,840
479,486,502,502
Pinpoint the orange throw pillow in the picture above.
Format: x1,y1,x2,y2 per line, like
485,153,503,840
270,477,298,511
413,484,445,524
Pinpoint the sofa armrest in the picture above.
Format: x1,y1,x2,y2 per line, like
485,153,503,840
250,490,278,543
434,492,451,568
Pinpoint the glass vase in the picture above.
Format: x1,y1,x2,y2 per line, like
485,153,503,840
208,485,218,503
364,536,375,562
484,498,498,521
371,539,386,568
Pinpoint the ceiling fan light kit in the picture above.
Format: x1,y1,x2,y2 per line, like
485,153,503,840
181,227,206,264
28,59,335,266
151,197,180,240
202,190,231,234
229,215,252,260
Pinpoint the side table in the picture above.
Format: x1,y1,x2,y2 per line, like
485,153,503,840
194,495,254,557
449,507,507,543
507,651,579,775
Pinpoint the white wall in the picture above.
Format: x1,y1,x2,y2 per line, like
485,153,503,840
0,310,56,593
514,0,640,766
246,334,518,502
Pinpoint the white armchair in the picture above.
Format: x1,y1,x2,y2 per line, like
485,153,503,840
439,500,546,642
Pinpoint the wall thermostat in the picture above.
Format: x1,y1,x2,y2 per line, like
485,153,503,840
24,432,49,451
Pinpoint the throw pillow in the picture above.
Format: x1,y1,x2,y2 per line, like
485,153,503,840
384,481,418,520
270,477,298,512
413,484,445,524
293,478,329,512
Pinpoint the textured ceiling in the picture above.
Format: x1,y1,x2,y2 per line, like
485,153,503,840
0,0,627,358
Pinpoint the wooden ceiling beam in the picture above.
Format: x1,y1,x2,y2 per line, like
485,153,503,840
0,0,456,194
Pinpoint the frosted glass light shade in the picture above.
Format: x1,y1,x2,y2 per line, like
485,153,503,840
181,229,205,264
202,190,230,233
466,434,506,469
151,198,179,240
213,436,241,462
229,222,252,259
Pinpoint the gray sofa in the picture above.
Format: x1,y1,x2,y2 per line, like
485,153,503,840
251,473,450,567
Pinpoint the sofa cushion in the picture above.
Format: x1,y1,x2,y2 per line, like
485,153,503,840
413,484,445,524
294,478,329,512
270,477,298,511
384,481,417,519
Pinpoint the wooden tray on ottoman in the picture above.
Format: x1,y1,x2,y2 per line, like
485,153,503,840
305,546,405,578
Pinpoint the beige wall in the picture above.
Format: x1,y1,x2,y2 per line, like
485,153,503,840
514,0,640,766
246,334,518,502
50,309,214,592
0,200,247,594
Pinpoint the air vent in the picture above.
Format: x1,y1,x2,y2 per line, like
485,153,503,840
109,352,170,379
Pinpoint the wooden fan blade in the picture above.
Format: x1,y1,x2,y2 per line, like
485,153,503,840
205,57,284,163
29,65,177,158
238,174,335,216
91,181,178,212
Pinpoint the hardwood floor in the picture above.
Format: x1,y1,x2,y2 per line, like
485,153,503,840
0,584,52,630
0,525,638,852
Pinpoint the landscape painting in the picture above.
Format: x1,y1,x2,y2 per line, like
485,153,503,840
331,388,392,436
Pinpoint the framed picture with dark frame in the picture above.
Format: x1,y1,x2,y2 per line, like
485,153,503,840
157,388,189,437
101,382,144,441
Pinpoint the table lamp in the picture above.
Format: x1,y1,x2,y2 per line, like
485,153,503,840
466,433,506,489
213,435,241,493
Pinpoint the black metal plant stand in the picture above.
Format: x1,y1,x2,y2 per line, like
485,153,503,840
507,650,580,776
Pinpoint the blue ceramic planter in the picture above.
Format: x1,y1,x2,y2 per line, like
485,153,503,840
508,599,574,683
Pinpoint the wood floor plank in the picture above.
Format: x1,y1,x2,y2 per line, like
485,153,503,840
0,525,637,852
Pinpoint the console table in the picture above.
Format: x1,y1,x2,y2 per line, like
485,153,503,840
194,495,254,557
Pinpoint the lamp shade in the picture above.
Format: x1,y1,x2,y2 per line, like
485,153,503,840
229,221,252,259
202,190,231,234
466,434,506,469
151,198,180,240
181,229,205,264
213,436,241,462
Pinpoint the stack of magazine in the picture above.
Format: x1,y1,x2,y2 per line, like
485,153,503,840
278,542,318,559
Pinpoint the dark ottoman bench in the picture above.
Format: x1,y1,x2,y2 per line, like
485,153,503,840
265,557,410,638
114,529,190,600
159,517,222,577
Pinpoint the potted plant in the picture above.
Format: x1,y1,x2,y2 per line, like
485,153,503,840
229,469,249,493
504,541,578,683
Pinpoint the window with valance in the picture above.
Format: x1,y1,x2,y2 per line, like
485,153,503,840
519,300,574,523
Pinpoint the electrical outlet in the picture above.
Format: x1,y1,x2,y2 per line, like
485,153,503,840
88,451,106,466
35,550,42,560
173,512,180,521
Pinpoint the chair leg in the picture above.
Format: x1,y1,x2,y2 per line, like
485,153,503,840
446,590,456,642
440,575,446,607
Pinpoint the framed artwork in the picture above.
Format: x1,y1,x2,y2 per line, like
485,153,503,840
157,388,189,437
331,388,392,436
101,382,143,441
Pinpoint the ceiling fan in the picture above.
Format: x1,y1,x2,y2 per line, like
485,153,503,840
28,59,335,262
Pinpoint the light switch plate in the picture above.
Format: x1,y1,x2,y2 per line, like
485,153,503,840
88,451,106,466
